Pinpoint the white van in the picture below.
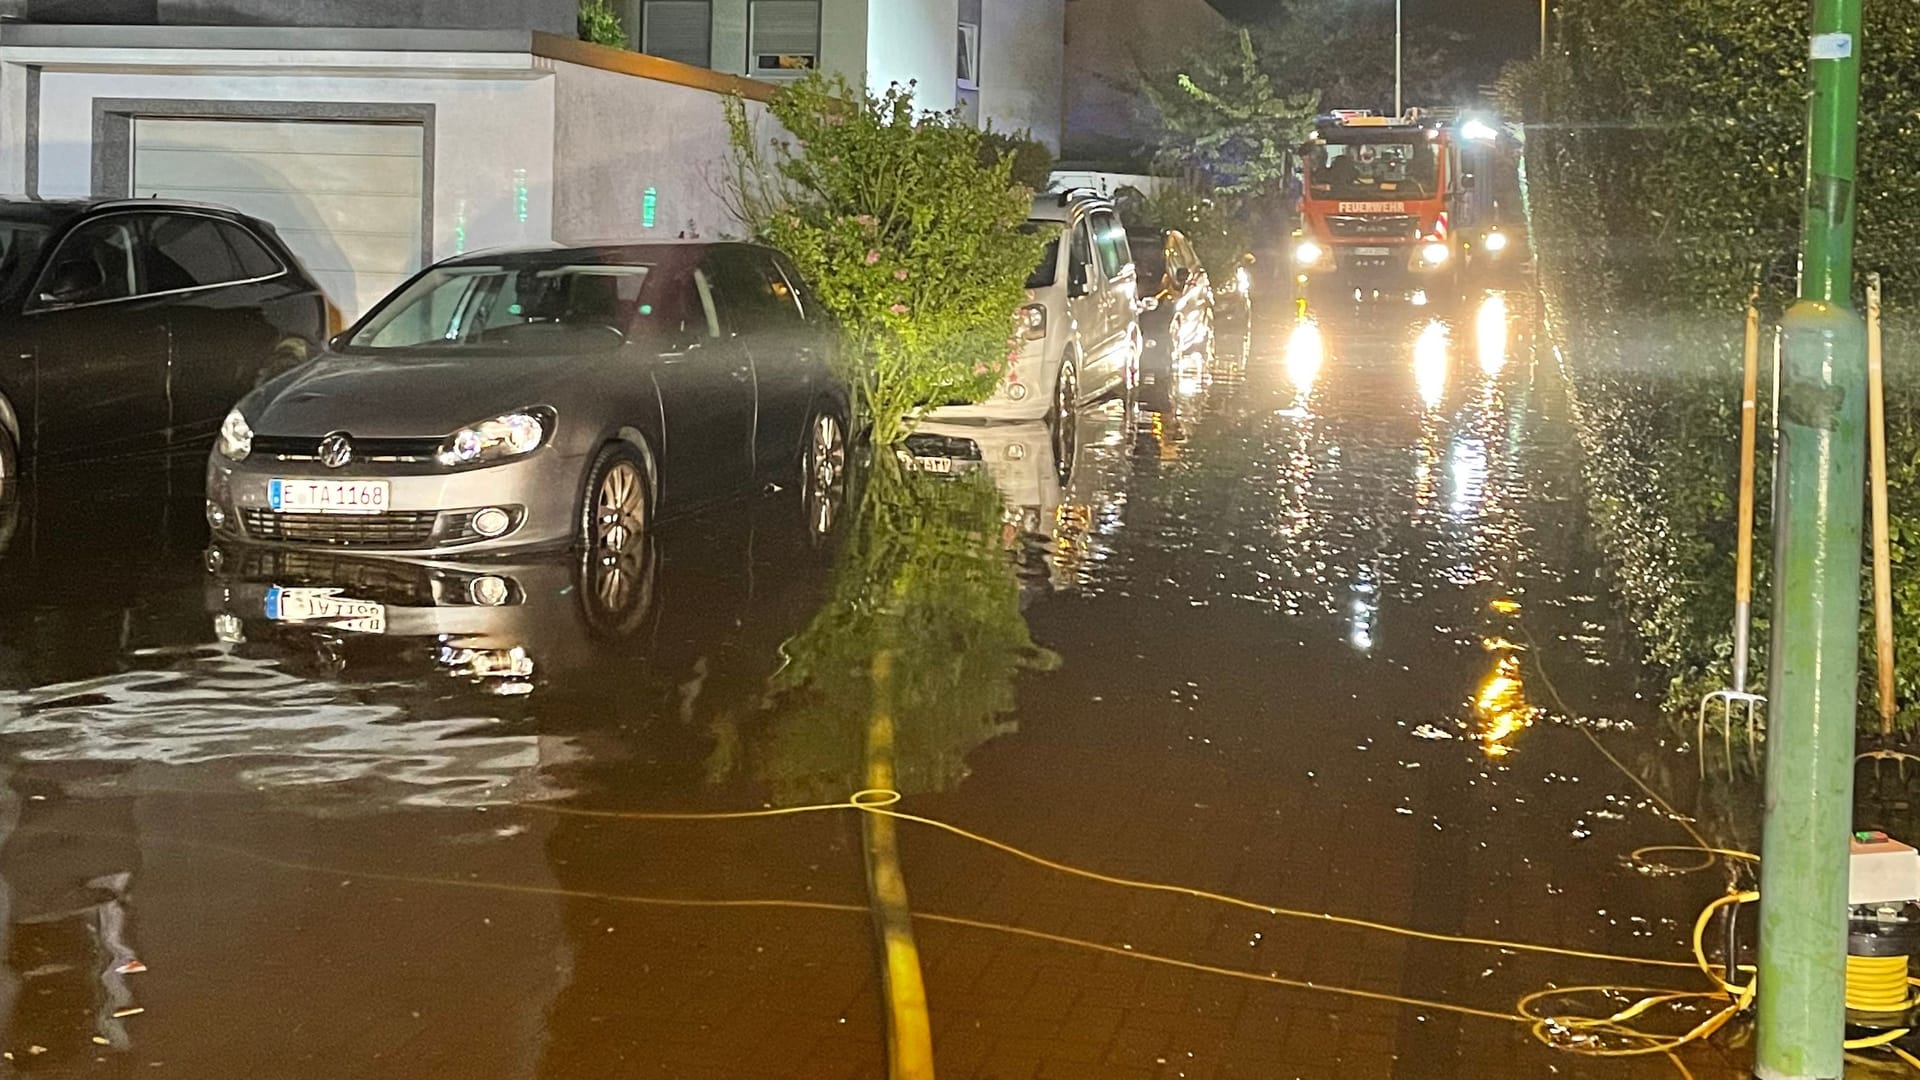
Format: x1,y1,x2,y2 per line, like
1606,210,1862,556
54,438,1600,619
929,190,1141,425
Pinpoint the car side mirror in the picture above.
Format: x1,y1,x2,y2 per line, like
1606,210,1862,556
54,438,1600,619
38,260,105,306
1461,173,1478,192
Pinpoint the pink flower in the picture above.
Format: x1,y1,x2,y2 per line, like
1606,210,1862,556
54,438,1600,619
854,214,877,228
894,269,909,281
889,303,909,315
865,250,882,266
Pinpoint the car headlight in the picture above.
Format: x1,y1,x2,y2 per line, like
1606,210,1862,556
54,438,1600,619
217,408,253,462
1420,241,1452,267
1483,230,1510,254
1294,240,1325,266
437,408,552,467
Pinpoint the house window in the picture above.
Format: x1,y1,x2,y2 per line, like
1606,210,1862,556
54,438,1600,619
750,0,819,75
642,0,712,68
957,22,980,90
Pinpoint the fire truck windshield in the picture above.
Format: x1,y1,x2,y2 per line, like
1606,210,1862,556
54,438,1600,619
1307,141,1439,200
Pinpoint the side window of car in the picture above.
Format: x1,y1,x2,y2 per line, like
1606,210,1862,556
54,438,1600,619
30,217,139,309
145,213,252,294
1091,211,1128,280
708,248,804,334
683,269,724,344
770,253,817,322
221,221,285,280
1069,219,1094,282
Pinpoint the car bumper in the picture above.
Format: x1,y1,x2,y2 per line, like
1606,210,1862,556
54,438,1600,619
927,338,1060,423
206,448,587,556
1300,248,1455,290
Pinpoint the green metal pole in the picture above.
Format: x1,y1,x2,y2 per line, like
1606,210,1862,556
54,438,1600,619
1755,1,1867,1078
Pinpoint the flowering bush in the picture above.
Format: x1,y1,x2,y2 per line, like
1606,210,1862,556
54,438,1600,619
725,75,1047,446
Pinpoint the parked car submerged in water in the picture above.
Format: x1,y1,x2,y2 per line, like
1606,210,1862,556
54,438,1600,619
927,190,1141,427
0,197,333,477
1130,227,1215,386
205,241,848,565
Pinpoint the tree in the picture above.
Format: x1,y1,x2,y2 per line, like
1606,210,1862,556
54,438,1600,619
1146,28,1320,200
1248,2,1469,113
725,76,1046,446
977,125,1056,192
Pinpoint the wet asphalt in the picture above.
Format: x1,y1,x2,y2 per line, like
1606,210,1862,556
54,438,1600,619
0,290,1785,1079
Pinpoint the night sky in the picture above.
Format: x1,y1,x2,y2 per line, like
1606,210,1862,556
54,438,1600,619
1203,0,1540,75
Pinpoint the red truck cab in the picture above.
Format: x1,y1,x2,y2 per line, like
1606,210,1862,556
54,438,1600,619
1293,110,1475,308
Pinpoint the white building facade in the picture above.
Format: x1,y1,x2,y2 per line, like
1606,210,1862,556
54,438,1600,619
0,27,782,319
627,0,1065,149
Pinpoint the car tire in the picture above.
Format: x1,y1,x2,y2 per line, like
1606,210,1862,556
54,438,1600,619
802,408,849,543
576,442,655,637
1050,355,1079,480
0,423,16,485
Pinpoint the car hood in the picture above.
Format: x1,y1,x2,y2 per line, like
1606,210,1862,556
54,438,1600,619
247,350,620,438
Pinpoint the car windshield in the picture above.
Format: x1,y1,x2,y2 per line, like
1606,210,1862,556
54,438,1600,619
1022,221,1062,288
1308,140,1440,200
346,263,652,354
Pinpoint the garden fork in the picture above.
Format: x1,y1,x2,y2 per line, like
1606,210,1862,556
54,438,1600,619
1699,290,1765,774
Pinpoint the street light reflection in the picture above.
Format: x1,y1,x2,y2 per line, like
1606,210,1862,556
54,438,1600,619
1476,294,1509,376
1285,319,1325,394
1414,320,1449,409
1474,640,1541,758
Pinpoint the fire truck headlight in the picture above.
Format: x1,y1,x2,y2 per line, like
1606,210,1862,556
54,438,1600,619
1420,241,1452,267
1294,240,1325,266
1483,230,1510,254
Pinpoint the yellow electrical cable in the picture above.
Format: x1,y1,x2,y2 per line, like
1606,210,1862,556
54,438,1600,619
541,790,1710,971
1522,623,1920,1069
1847,955,1916,1013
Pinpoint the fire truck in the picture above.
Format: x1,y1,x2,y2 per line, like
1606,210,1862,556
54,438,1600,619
1291,109,1508,307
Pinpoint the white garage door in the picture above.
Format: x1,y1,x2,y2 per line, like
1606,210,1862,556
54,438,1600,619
131,117,425,320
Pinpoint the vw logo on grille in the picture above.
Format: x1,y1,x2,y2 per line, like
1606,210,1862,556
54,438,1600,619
317,432,355,469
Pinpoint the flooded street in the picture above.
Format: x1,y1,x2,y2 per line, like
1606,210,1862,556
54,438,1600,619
0,293,1767,1079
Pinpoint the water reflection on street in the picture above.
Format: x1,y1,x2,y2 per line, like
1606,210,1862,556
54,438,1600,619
0,294,1765,1078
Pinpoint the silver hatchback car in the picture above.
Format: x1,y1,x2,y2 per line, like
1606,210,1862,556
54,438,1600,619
206,241,847,566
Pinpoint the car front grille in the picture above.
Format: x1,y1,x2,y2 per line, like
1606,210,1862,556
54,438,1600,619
251,435,441,463
1326,215,1419,239
240,509,440,547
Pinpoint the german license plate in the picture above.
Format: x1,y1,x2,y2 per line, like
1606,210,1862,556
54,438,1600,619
1356,246,1393,256
264,587,387,634
269,478,390,514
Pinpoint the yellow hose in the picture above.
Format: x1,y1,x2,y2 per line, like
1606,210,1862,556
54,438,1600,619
1848,954,1916,1013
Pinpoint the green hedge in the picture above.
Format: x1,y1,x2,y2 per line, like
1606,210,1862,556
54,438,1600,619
1507,1,1920,733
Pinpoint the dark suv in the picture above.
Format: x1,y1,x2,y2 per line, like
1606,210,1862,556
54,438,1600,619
0,197,332,476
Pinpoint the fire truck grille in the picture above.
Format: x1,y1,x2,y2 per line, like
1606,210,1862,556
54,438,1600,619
1327,215,1419,239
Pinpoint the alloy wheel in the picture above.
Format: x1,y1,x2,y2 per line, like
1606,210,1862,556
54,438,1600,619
590,460,647,613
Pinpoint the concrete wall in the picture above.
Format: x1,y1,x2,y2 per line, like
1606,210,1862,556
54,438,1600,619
21,0,573,31
20,63,555,278
550,58,773,244
1063,0,1224,156
866,0,956,112
979,0,1061,149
